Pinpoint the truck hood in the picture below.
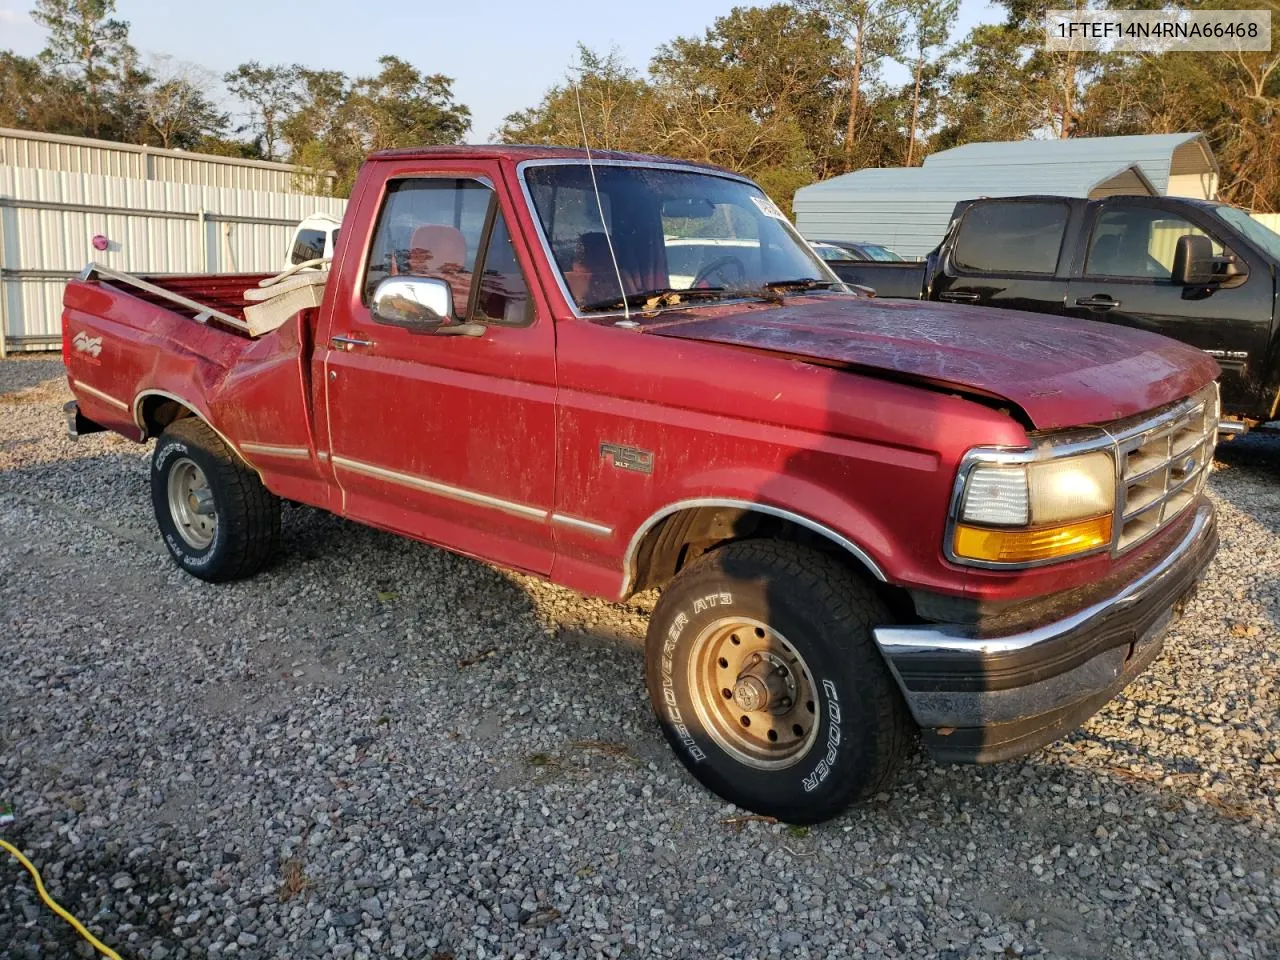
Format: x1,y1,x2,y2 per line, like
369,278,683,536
646,296,1220,430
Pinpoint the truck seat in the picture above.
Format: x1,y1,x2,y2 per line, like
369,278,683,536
563,232,622,306
408,225,467,276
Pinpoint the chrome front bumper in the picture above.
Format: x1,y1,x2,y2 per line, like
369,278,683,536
874,502,1217,763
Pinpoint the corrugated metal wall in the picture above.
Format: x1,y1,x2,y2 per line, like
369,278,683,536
0,128,328,193
0,167,346,352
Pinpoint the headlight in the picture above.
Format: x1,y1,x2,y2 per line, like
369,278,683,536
952,450,1116,565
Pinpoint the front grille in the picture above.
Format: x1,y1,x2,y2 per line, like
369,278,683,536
1113,385,1218,552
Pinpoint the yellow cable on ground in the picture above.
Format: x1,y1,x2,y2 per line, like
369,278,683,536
1,838,123,960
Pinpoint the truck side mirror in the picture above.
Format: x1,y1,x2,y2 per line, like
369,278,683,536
370,277,484,336
1171,234,1248,287
372,276,453,329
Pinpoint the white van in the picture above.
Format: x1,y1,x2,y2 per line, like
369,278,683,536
286,213,342,270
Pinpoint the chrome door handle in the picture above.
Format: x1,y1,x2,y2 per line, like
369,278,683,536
331,335,375,350
1075,296,1121,310
938,291,980,303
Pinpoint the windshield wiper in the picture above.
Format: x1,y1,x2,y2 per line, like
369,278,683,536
581,286,726,312
763,278,836,292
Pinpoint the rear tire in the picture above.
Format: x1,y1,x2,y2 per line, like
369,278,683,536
150,418,281,582
645,539,914,824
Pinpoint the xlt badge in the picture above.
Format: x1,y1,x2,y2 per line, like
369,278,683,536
600,442,654,475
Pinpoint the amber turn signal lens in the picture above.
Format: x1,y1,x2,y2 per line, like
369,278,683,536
953,515,1113,564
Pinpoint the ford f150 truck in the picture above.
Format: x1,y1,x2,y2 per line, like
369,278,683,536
828,194,1280,426
61,146,1220,824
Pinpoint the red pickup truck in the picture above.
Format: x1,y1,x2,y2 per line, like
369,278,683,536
61,145,1220,824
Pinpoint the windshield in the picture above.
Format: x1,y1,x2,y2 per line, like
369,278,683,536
1213,205,1280,262
523,163,834,312
812,243,856,262
860,244,904,262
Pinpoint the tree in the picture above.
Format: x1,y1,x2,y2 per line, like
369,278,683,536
345,56,470,152
223,61,299,160
499,45,655,151
651,5,850,180
30,0,137,137
283,57,470,195
936,0,1108,147
899,0,957,165
500,10,857,213
794,0,904,164
0,52,85,133
140,57,228,150
1079,0,1280,211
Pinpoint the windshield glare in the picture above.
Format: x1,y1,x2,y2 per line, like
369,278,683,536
524,164,832,311
862,244,903,262
1213,205,1280,262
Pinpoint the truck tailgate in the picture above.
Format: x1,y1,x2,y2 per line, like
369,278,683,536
830,261,927,299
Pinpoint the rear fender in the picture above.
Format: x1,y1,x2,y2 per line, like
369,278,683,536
133,388,260,477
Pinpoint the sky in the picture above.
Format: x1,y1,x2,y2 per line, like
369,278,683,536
1,0,1001,142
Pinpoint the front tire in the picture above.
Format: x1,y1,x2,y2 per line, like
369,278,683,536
645,540,914,824
150,418,281,582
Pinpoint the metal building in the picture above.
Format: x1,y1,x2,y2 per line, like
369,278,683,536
0,128,345,354
794,133,1219,259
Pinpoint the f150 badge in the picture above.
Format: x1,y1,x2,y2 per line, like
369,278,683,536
600,442,654,475
72,331,103,360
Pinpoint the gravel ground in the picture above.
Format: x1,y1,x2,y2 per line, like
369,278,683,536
0,354,1277,960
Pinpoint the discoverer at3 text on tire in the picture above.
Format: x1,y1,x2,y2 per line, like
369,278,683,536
150,417,281,583
644,539,915,824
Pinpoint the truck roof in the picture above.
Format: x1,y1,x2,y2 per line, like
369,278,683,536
367,143,734,174
961,193,1226,212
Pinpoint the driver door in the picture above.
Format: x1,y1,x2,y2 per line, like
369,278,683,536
1065,199,1269,410
320,165,557,576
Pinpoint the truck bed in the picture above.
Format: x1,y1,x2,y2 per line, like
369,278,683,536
90,270,274,336
829,260,927,299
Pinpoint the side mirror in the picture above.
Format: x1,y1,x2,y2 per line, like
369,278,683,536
1171,234,1248,287
372,276,453,330
370,277,486,336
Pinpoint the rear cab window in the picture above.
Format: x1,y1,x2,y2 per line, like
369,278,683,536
952,201,1070,275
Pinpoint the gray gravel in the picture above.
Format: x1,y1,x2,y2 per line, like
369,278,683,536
1,354,1277,960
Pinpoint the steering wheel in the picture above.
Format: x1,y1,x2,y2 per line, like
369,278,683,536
692,255,747,289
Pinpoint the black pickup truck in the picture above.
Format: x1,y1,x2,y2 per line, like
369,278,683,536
830,195,1280,424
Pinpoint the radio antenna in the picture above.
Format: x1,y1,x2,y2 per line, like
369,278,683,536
573,79,631,323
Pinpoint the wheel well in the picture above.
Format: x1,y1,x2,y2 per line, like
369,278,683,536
138,394,196,439
628,505,908,613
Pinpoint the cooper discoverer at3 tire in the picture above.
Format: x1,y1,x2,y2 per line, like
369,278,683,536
644,539,915,824
150,418,281,583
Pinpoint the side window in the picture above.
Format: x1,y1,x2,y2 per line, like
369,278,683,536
1085,206,1226,280
291,229,327,265
952,201,1069,275
363,178,493,316
474,214,532,326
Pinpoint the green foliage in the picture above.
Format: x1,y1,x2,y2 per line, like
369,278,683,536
223,62,300,161
31,0,134,137
282,56,471,196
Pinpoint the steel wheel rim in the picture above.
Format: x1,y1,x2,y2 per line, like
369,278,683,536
166,457,216,550
687,616,820,770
